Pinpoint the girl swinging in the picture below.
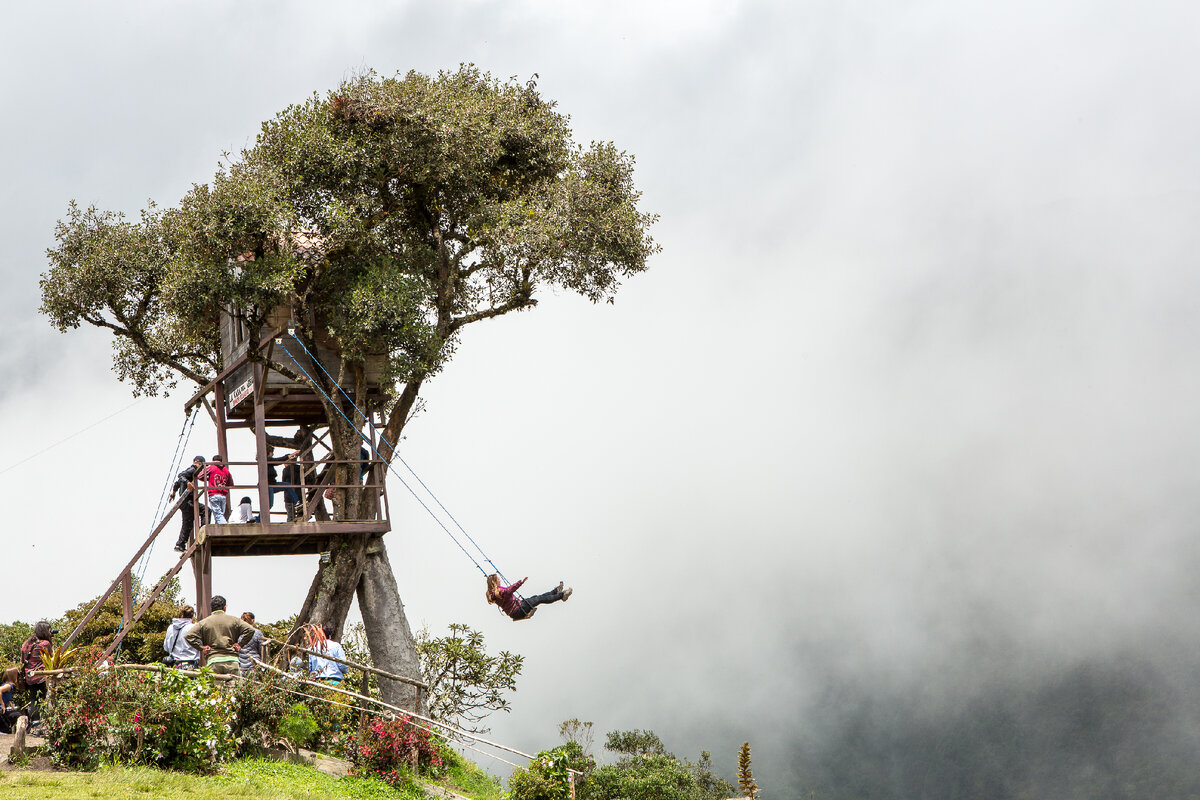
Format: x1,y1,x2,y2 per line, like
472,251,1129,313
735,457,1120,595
485,574,572,621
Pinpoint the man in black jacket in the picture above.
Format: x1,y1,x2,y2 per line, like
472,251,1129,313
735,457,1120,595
170,455,206,552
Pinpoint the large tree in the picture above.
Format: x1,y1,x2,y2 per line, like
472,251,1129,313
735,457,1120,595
41,66,657,704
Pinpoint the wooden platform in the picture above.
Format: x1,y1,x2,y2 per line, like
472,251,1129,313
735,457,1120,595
196,519,390,557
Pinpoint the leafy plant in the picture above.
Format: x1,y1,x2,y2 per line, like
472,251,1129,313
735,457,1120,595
279,702,319,752
509,746,577,800
576,730,734,800
229,669,296,753
738,742,760,800
40,644,81,671
417,623,522,733
0,621,33,663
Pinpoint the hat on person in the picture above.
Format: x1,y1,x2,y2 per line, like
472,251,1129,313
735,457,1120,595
193,455,206,463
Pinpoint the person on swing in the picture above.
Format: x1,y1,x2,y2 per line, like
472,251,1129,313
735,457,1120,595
485,574,572,621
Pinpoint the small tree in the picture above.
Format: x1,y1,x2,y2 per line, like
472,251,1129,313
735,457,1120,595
580,730,734,800
738,742,760,800
560,717,595,754
417,622,523,733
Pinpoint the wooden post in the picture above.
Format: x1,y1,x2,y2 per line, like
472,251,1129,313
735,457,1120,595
359,667,370,745
213,381,229,463
194,540,212,618
10,715,27,761
121,569,134,628
253,363,271,523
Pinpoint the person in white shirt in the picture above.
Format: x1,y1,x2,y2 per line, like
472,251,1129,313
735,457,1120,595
236,496,257,524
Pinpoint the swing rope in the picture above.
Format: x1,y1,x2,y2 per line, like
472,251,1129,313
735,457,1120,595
286,335,509,582
117,406,199,657
276,340,501,579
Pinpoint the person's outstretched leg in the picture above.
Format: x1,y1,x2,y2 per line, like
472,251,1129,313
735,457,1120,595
522,587,568,610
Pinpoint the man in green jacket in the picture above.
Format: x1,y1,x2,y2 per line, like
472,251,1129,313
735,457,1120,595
185,595,257,675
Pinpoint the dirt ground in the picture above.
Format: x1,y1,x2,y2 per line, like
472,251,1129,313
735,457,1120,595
0,729,53,771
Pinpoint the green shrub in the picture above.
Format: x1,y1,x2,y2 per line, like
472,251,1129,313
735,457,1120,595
280,703,319,751
508,747,575,800
229,670,296,753
120,669,237,771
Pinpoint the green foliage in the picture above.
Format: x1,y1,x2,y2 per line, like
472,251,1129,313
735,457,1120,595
559,718,595,753
0,620,32,664
568,730,733,800
279,703,319,751
56,576,188,664
40,667,116,770
417,623,522,733
508,747,575,800
41,65,657,468
604,729,667,757
229,669,296,753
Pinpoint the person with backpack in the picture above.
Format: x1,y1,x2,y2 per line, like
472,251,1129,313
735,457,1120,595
163,605,200,669
485,574,572,621
20,621,53,711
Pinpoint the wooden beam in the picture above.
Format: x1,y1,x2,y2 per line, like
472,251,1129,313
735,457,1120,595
63,495,186,648
102,541,198,661
121,570,133,628
264,638,428,690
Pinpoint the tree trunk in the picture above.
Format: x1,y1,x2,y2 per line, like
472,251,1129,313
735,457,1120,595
357,539,426,713
297,534,367,639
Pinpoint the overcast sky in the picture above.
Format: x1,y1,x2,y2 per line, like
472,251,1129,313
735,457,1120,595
4,2,1200,796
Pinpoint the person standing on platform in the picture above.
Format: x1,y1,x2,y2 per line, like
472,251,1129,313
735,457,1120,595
185,595,256,675
203,454,232,525
280,451,303,521
171,455,206,552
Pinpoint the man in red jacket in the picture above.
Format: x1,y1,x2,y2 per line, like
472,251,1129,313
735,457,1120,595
203,454,232,525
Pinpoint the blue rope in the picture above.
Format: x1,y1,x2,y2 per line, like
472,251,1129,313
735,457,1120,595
118,407,198,657
276,340,495,578
287,336,510,581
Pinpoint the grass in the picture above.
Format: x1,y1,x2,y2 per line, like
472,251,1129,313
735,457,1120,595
0,758,431,800
442,751,506,800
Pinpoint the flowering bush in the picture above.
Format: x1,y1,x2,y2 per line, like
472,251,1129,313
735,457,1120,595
351,714,448,787
119,669,237,771
40,667,116,770
43,666,237,772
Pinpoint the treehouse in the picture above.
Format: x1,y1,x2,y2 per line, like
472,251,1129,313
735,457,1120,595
172,256,393,615
67,235,397,656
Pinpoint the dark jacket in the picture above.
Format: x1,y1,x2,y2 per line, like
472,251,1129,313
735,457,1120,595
172,464,201,500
